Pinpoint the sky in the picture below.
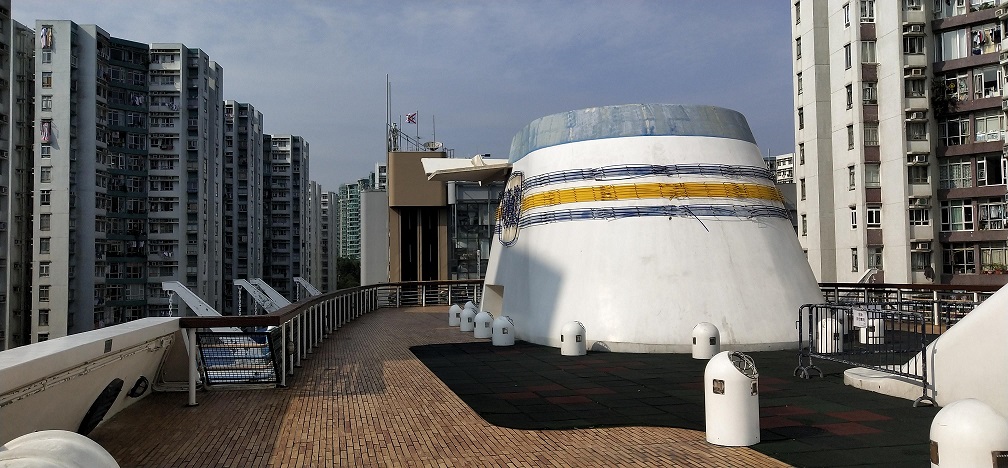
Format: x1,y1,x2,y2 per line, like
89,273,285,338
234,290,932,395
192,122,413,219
15,1,795,193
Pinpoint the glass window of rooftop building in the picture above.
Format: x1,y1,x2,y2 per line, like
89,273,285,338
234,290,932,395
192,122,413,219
844,43,852,69
843,3,850,27
851,248,859,272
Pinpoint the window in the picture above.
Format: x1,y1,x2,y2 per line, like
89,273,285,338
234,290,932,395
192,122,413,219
974,23,1001,56
38,285,50,302
868,247,883,269
860,0,874,22
39,189,51,205
943,243,975,274
980,242,1008,271
796,37,802,60
41,72,52,88
904,36,925,54
906,79,925,98
795,1,801,24
977,154,1006,186
851,247,859,272
904,0,922,10
801,214,807,236
40,213,51,231
941,199,974,231
37,334,49,342
979,199,1006,230
38,309,49,326
909,165,930,184
974,110,1004,143
847,125,855,149
911,251,931,271
844,43,852,69
39,261,50,277
851,206,858,228
798,108,804,129
800,178,806,200
907,121,927,141
865,163,880,187
936,29,968,62
909,207,930,225
939,157,971,189
40,166,51,183
41,51,52,63
797,73,803,95
867,205,881,227
41,95,52,111
799,143,805,165
862,82,877,104
861,41,876,63
39,238,50,254
849,166,856,189
40,145,51,158
843,3,851,27
939,118,969,146
973,65,1001,99
864,124,879,146
846,84,854,109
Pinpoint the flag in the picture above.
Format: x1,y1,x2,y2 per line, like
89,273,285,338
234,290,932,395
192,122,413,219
407,112,417,124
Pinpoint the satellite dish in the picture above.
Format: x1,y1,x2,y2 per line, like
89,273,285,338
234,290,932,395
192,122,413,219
424,141,443,151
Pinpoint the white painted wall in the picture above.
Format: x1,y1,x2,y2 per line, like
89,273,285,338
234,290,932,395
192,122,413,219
483,135,824,352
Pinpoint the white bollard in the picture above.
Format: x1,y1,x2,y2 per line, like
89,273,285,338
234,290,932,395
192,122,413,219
460,307,477,332
492,316,515,346
448,304,462,327
692,322,720,359
930,399,1008,467
560,321,586,356
474,311,493,339
704,351,760,447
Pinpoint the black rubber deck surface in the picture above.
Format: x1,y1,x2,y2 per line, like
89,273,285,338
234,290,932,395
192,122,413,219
411,341,938,468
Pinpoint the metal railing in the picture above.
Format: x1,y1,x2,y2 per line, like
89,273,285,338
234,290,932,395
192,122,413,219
819,282,998,327
795,303,937,407
178,280,483,405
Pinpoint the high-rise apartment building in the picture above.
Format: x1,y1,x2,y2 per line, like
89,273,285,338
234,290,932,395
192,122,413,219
263,134,309,299
0,4,35,349
319,190,338,292
221,101,263,314
337,177,369,260
28,22,226,343
792,0,1008,286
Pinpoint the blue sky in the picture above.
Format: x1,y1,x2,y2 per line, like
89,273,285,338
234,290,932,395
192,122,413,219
16,1,794,192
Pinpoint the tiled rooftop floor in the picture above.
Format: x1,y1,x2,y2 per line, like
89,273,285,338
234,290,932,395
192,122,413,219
90,306,787,467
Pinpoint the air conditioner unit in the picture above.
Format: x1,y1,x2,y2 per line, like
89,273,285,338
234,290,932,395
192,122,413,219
955,0,966,7
912,241,932,251
910,68,924,76
904,24,924,34
908,111,926,120
912,154,928,164
910,197,931,207
998,7,1007,17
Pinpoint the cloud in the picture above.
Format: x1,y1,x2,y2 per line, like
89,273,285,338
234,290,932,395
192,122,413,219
15,0,795,187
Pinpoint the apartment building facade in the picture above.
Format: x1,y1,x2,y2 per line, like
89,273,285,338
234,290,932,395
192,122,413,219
263,134,309,299
793,0,1008,285
0,4,34,349
221,101,263,314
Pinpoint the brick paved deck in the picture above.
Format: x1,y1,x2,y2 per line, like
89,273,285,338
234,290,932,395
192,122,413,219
90,306,787,467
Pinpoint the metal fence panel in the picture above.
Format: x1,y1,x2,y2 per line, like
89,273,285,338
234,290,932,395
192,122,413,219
197,330,280,386
795,303,936,407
